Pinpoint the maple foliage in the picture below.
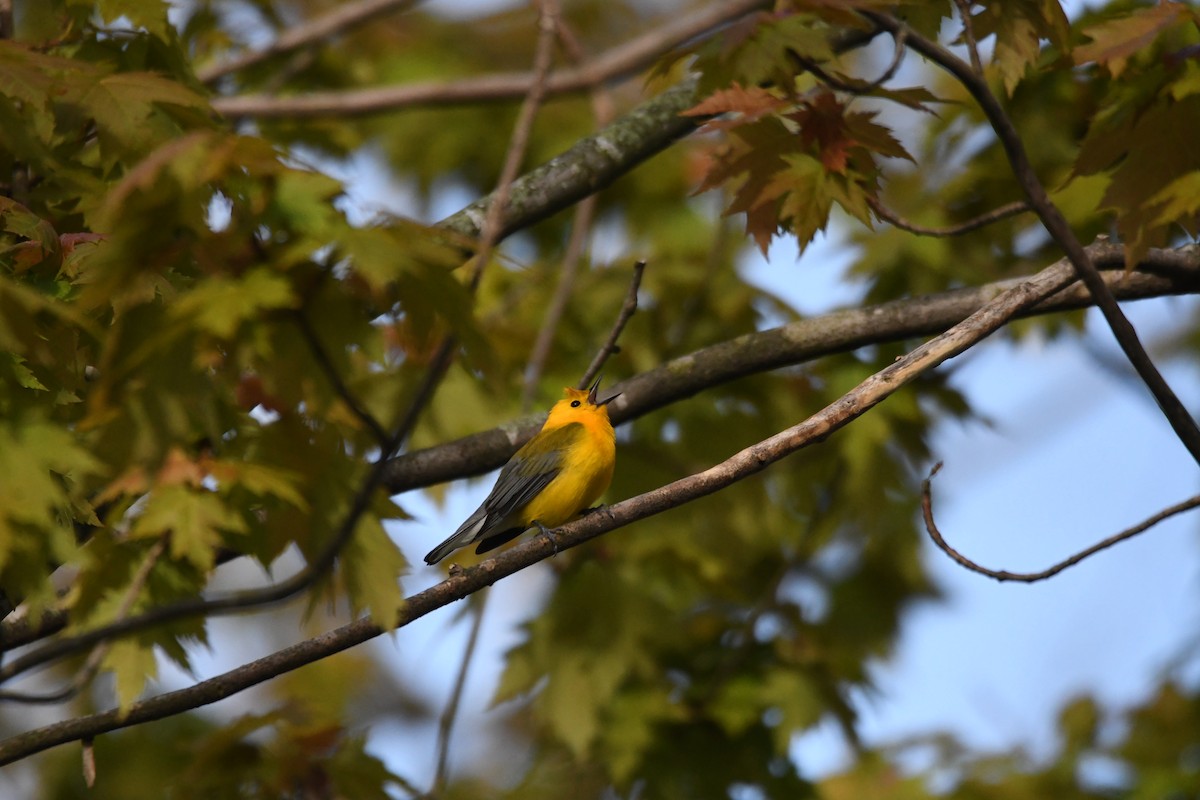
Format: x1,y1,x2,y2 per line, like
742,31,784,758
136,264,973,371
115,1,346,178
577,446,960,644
0,0,1199,798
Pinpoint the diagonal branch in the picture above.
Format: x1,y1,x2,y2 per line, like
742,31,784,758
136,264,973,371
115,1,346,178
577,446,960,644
381,242,1200,495
0,247,1131,764
922,464,1200,583
209,0,768,119
862,11,1200,465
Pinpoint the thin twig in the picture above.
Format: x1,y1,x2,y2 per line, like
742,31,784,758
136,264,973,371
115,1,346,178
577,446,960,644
792,27,907,95
921,464,1200,583
953,0,985,76
198,0,423,83
521,14,618,410
0,249,1094,763
578,260,645,391
522,199,596,410
868,196,1031,237
210,0,768,118
294,311,390,446
471,0,560,278
432,591,488,793
0,0,12,40
863,11,1200,465
0,536,168,704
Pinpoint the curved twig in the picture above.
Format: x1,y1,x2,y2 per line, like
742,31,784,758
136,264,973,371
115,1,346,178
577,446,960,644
793,27,908,95
862,10,1200,465
868,195,1032,238
921,463,1200,583
294,310,390,445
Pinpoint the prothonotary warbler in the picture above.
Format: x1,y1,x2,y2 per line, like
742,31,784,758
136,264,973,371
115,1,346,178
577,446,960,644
424,375,619,565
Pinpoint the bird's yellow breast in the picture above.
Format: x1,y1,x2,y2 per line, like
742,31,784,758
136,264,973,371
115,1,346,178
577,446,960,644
521,411,615,527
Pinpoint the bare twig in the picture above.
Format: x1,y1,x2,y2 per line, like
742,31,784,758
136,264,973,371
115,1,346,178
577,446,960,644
793,27,907,95
922,464,1200,583
864,11,1200,465
521,199,598,410
470,0,560,281
0,247,1095,764
432,592,488,793
953,0,984,75
210,0,767,118
294,311,390,446
521,14,618,410
0,536,168,704
868,195,1032,237
578,260,645,391
198,0,422,83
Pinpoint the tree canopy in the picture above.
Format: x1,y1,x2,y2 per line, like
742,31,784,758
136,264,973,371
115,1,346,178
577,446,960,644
1,0,1199,797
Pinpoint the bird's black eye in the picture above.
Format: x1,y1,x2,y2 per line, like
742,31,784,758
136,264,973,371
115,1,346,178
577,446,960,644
570,400,581,408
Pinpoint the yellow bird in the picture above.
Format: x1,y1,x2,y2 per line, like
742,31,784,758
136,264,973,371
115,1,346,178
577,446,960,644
424,375,619,565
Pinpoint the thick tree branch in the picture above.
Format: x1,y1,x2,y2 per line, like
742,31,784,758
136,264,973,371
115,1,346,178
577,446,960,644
381,242,1200,494
436,79,702,243
1,245,1193,764
210,0,767,119
863,11,1200,464
922,464,1200,583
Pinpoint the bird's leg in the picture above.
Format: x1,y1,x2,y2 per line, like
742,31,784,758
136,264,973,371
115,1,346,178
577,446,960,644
532,521,558,556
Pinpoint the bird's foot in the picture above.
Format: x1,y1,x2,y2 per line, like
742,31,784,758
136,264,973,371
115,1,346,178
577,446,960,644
579,504,607,516
533,521,559,556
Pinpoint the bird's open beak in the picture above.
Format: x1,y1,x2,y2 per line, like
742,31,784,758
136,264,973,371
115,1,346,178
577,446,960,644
588,373,621,406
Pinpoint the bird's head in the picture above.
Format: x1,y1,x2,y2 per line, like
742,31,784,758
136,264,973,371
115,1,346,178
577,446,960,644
546,374,620,428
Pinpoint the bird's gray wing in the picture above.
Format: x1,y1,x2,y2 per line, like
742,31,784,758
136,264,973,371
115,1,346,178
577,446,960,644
480,423,585,518
423,424,582,564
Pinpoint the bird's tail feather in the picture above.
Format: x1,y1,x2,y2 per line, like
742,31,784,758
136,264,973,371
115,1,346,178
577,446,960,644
424,514,487,565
